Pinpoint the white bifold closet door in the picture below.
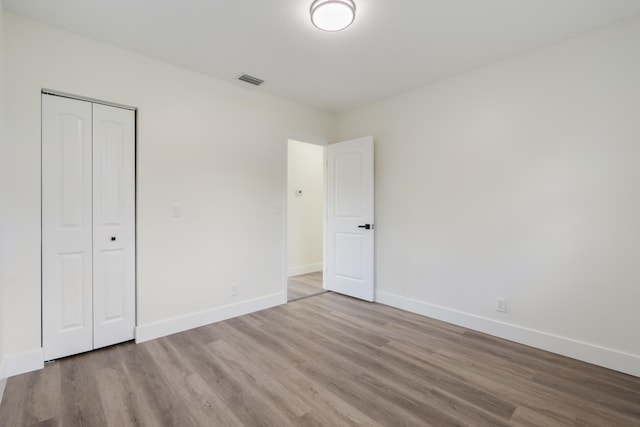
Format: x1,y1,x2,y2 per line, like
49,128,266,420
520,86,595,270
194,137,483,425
42,94,135,361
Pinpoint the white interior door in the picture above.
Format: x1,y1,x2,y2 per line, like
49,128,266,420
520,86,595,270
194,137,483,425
92,103,136,349
42,94,135,360
326,136,374,301
42,95,94,360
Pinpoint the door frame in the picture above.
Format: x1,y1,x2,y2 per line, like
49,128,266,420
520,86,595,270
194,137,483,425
40,89,138,351
283,136,328,302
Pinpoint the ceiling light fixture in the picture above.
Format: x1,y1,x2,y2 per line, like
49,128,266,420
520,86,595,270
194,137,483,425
310,0,356,32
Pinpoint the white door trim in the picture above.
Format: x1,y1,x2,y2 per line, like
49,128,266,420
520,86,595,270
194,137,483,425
42,89,136,111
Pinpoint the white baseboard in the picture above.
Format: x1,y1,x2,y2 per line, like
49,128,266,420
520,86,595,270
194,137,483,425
375,291,640,378
135,292,286,343
288,263,322,277
4,348,44,378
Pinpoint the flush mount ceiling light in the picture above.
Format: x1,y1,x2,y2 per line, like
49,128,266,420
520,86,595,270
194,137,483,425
310,0,356,32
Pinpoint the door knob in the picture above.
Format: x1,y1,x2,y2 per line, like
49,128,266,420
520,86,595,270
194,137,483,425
358,224,372,230
111,236,116,241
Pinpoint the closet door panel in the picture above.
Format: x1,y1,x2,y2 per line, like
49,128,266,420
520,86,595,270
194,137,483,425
92,103,136,349
42,94,94,360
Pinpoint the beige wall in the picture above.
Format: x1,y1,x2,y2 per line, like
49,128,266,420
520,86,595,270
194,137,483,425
0,0,7,388
2,12,334,364
287,140,324,276
337,16,640,375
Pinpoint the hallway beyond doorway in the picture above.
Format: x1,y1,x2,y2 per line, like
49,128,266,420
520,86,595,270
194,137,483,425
287,272,325,302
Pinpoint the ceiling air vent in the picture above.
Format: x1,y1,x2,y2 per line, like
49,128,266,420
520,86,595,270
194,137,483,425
237,74,265,86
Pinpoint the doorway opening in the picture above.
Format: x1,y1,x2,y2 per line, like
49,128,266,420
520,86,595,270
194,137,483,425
286,139,326,302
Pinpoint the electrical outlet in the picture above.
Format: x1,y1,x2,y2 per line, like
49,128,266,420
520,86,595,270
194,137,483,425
495,297,507,313
232,284,239,296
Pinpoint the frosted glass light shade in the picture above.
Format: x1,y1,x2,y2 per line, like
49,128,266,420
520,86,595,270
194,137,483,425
310,0,356,32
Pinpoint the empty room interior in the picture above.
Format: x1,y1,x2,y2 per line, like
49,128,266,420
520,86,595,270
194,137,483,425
1,0,640,425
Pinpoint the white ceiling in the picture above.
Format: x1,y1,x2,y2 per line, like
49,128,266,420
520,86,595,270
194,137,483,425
5,0,640,113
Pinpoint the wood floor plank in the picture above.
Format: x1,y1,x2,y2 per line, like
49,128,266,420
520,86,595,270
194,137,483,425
426,346,580,424
94,365,152,427
223,307,453,425
143,338,244,427
199,341,297,426
23,362,62,426
2,292,640,426
166,329,295,427
165,332,244,398
287,271,325,302
510,405,577,427
0,361,63,426
0,372,30,426
213,318,385,427
59,352,108,427
268,301,516,420
250,301,516,424
297,359,433,426
117,341,199,427
207,339,312,419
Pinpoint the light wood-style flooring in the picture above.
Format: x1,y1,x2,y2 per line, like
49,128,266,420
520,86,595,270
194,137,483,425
1,292,639,426
287,271,325,302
